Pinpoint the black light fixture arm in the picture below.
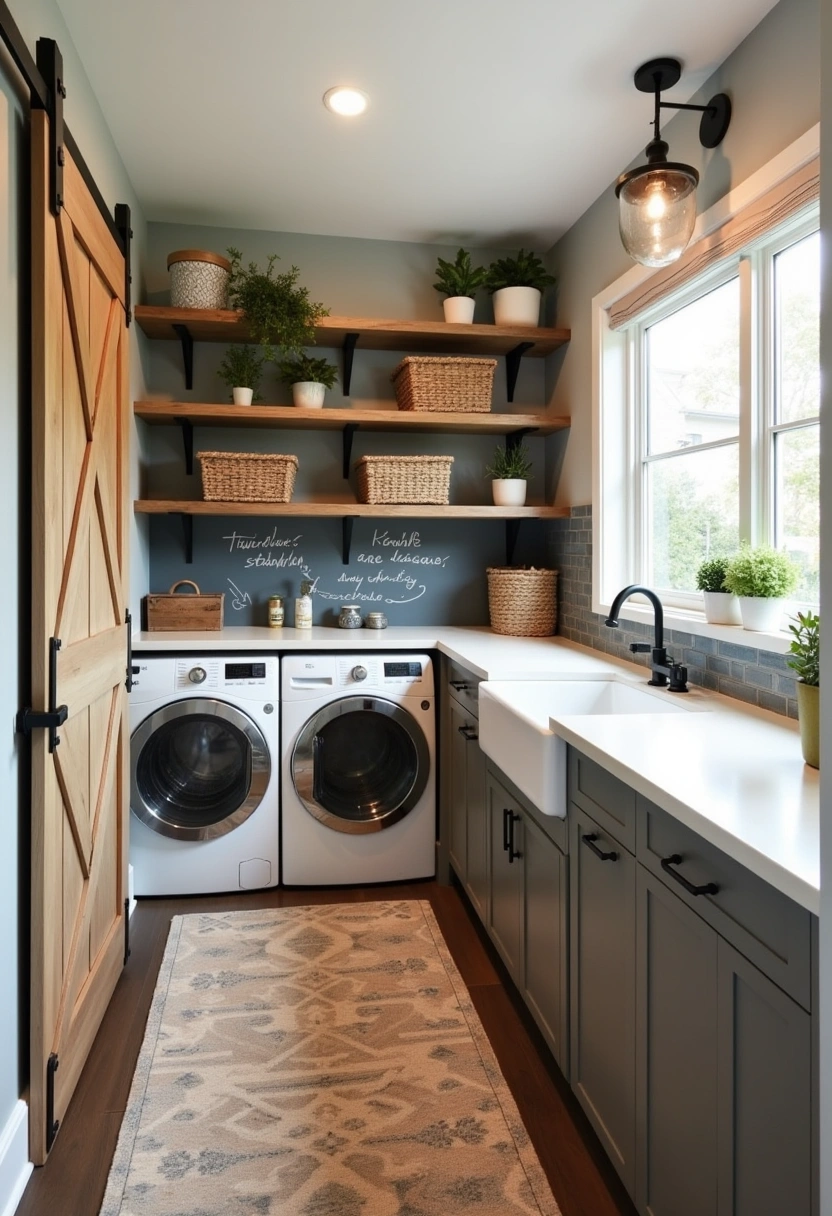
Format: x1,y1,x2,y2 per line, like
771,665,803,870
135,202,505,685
634,57,731,152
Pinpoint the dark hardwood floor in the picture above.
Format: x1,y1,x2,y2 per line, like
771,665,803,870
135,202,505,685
17,880,636,1216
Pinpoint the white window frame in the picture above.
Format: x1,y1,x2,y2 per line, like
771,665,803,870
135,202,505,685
592,125,820,654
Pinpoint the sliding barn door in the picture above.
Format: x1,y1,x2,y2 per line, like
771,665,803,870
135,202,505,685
29,110,130,1164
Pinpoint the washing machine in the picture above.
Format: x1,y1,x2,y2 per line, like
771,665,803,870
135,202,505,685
281,653,436,885
129,654,280,896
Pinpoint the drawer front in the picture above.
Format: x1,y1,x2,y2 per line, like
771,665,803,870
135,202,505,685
447,661,481,718
568,749,636,853
637,797,812,1010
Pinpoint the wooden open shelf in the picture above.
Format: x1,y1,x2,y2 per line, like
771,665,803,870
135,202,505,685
134,500,567,519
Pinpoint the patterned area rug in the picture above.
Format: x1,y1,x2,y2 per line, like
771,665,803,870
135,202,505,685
100,900,561,1215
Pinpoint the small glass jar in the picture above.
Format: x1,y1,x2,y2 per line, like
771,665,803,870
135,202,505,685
267,595,284,628
338,604,362,629
364,611,388,630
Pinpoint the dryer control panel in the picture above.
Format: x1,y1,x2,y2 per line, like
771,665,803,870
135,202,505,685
283,654,434,700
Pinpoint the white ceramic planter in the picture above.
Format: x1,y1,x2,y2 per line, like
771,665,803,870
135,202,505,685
443,296,476,324
738,596,785,632
492,479,527,506
702,591,742,626
493,286,541,327
232,386,254,406
292,381,326,409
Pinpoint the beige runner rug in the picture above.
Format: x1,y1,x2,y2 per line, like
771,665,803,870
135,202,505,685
101,900,561,1216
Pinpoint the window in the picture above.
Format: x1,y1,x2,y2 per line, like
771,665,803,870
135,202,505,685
606,208,819,623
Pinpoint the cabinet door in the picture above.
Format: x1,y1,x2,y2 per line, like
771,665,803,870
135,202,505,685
523,814,568,1073
448,699,470,881
465,738,488,922
570,806,636,1196
487,773,524,982
717,939,812,1216
636,869,719,1216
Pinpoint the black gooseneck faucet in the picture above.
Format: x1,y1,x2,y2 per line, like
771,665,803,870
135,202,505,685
605,584,689,692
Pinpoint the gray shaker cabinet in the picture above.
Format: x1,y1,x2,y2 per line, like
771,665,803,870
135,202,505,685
522,811,569,1073
447,697,471,880
486,769,524,982
445,669,488,921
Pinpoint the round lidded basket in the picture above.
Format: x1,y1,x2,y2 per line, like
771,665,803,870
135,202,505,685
487,566,558,637
167,249,232,310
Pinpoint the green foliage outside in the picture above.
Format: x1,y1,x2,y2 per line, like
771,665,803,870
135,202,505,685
216,345,264,398
723,545,799,598
433,248,487,299
695,556,733,593
485,442,533,480
486,249,556,294
227,247,328,362
786,610,820,686
278,353,338,389
651,465,739,592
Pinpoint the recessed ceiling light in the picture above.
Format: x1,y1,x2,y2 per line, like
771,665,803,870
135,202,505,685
323,86,369,117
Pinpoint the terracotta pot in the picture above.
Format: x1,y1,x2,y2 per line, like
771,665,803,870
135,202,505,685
796,682,819,769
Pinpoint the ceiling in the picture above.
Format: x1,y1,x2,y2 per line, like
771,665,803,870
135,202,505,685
57,0,779,249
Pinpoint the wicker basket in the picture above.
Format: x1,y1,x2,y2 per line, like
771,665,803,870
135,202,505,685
167,249,231,309
487,566,558,637
391,356,496,413
356,455,454,504
198,451,299,502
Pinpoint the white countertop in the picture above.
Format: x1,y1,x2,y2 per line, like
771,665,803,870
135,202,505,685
134,624,820,913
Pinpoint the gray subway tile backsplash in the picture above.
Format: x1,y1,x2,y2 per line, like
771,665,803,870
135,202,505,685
548,506,794,718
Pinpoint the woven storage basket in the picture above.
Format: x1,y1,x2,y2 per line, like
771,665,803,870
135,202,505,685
356,455,454,504
167,249,231,309
198,451,299,502
487,566,558,637
391,356,496,413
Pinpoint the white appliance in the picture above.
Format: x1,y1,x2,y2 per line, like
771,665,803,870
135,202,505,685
281,654,436,885
129,655,279,896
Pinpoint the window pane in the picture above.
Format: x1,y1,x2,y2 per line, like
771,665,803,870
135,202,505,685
648,444,739,592
646,278,740,455
775,231,819,424
775,424,819,603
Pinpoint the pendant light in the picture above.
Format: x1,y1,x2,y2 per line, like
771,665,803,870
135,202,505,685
616,58,731,268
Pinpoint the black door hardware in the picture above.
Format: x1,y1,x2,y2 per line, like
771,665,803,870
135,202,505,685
125,610,140,691
660,854,719,897
507,811,522,863
503,807,511,852
458,724,478,740
45,1053,60,1151
582,832,618,862
449,680,472,692
123,897,131,965
17,637,68,752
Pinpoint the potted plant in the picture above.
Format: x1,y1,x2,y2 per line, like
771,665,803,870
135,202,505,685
485,249,556,326
227,247,329,362
486,441,532,506
696,556,741,625
216,344,264,406
278,353,338,409
723,545,799,632
787,611,819,769
433,247,487,324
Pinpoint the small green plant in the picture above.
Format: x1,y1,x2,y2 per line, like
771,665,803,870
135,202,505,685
723,545,799,599
485,249,556,294
227,247,329,362
485,442,533,480
216,345,264,398
433,248,487,299
787,611,820,686
278,353,338,389
696,556,733,594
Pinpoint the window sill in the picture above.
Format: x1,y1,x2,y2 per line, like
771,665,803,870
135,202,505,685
593,600,792,656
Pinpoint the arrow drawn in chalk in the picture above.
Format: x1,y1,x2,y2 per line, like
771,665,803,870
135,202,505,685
227,579,252,611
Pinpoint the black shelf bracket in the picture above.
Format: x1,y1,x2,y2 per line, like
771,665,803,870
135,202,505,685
506,426,538,453
172,323,194,391
505,519,522,565
114,203,133,325
36,39,65,215
342,423,358,479
342,516,356,564
505,341,535,403
342,332,360,396
174,416,195,475
170,512,194,564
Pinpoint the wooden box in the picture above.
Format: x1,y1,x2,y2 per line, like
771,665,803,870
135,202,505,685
145,580,224,631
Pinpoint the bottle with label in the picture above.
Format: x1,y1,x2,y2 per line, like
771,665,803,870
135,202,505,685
295,580,313,629
267,595,284,628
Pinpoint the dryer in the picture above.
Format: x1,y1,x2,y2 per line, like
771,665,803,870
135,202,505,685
129,654,279,896
281,653,436,885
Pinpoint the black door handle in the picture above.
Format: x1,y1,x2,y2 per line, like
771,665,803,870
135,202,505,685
508,812,522,863
450,680,472,692
502,807,511,852
458,724,478,741
660,854,719,897
582,832,618,862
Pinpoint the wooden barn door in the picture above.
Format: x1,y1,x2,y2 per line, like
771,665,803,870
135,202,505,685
29,109,130,1164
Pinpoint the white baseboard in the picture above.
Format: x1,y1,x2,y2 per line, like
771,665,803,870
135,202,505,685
0,1101,32,1216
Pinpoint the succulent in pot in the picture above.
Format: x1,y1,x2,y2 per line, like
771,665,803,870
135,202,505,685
485,441,533,506
485,249,556,327
216,344,264,405
227,247,328,363
433,247,487,324
278,353,338,409
695,555,741,626
723,545,799,632
786,610,819,769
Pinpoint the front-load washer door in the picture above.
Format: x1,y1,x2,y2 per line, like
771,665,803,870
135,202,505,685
292,695,430,835
131,699,271,841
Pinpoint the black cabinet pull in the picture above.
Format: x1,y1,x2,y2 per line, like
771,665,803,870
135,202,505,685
508,812,522,864
450,680,472,692
660,854,719,897
502,808,511,852
582,832,618,862
458,724,478,741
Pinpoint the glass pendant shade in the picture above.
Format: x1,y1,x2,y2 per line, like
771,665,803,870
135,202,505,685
617,164,699,268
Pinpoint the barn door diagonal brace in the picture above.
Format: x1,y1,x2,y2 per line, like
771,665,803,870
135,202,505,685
35,38,65,215
17,638,68,752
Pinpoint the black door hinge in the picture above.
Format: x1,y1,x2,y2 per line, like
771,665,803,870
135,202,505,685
17,638,68,751
46,1053,60,1151
114,203,133,325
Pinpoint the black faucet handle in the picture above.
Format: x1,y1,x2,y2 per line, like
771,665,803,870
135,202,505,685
668,662,689,693
629,642,651,654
